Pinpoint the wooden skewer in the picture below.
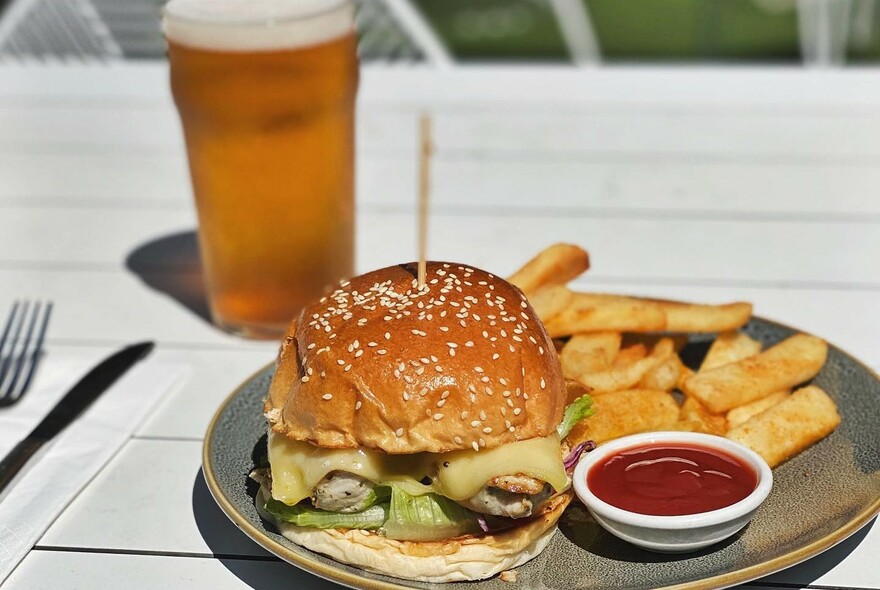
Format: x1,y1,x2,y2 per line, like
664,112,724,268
417,113,432,288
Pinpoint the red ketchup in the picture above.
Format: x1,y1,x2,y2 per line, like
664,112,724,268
587,443,758,516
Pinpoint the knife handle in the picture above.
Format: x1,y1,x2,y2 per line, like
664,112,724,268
0,438,44,497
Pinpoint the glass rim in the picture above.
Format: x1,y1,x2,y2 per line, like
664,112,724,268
162,0,351,29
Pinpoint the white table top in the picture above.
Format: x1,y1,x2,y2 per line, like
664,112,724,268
1,62,878,590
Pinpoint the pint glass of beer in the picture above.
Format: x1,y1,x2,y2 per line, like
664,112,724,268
163,0,357,339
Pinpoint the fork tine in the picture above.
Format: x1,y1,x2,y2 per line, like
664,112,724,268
0,301,26,392
15,301,52,400
4,301,43,402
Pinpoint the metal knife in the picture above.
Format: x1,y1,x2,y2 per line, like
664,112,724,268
0,341,155,497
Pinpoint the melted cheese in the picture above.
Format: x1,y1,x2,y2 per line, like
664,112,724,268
433,435,567,500
268,432,428,505
268,432,566,505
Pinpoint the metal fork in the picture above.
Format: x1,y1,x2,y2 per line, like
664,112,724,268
0,301,52,407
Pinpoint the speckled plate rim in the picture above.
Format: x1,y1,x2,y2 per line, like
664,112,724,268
202,316,880,590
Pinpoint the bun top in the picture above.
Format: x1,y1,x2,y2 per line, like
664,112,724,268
266,262,566,454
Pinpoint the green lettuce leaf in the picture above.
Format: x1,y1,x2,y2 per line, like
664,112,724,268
383,486,481,541
264,499,388,530
557,394,595,438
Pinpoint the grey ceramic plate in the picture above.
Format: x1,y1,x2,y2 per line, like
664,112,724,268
203,317,880,590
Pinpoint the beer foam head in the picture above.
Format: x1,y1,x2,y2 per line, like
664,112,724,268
163,0,353,51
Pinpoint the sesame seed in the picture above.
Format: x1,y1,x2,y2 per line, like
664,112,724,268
461,411,468,419
301,376,310,383
479,438,486,447
344,364,352,372
455,436,463,444
433,413,443,421
435,366,443,372
480,376,490,383
540,378,546,389
385,332,391,340
475,366,484,373
465,341,474,347
337,359,345,366
471,420,481,427
449,349,456,357
394,369,400,378
355,401,362,410
377,349,387,355
355,350,364,358
459,320,467,328
472,441,480,451
307,343,316,350
437,399,446,408
492,353,500,360
322,394,333,400
482,427,492,434
513,408,522,415
403,392,410,401
396,428,404,437
539,346,544,355
440,326,450,332
479,411,487,420
485,387,493,395
404,375,414,384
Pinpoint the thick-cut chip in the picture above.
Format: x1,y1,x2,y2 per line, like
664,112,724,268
560,332,621,379
572,339,672,394
682,334,827,413
528,285,574,323
543,294,666,337
726,390,790,429
641,353,686,391
566,389,680,445
679,396,727,436
726,386,840,467
701,331,762,371
507,243,590,295
655,301,752,333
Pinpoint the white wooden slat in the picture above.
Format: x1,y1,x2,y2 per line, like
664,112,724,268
361,157,880,216
0,207,877,287
0,269,876,363
5,551,334,590
37,439,268,556
4,152,880,217
433,109,880,160
0,268,272,349
137,347,275,439
6,63,880,110
3,101,880,160
0,104,415,156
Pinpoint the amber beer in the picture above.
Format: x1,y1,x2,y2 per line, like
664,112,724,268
164,0,358,338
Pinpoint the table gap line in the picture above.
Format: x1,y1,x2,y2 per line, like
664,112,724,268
5,263,880,293
6,142,880,167
2,198,880,225
32,545,280,562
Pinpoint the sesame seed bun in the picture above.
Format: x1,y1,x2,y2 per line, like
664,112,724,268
266,262,566,453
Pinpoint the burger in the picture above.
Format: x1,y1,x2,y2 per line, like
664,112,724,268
252,261,593,582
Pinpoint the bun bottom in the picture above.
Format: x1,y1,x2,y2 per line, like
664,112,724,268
259,489,571,583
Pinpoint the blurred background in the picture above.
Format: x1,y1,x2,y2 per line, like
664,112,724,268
0,0,878,66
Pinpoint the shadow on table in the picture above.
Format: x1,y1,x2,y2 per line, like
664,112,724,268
192,469,342,590
125,230,212,325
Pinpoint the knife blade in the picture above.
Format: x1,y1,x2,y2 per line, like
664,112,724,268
0,341,155,498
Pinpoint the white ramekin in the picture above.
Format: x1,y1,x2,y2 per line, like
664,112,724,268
572,431,773,553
